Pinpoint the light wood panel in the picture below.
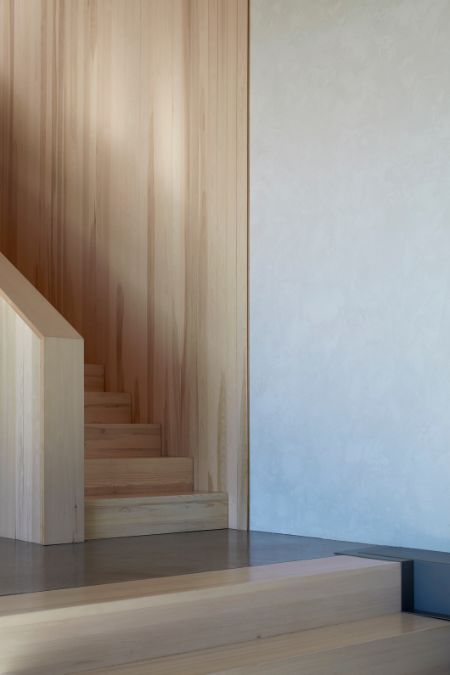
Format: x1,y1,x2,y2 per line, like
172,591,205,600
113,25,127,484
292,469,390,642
85,457,194,496
43,337,85,543
85,491,227,539
85,423,161,459
0,0,248,529
85,614,450,675
0,249,81,340
0,297,42,542
85,392,132,424
151,0,249,528
0,557,400,674
0,254,84,544
85,364,105,392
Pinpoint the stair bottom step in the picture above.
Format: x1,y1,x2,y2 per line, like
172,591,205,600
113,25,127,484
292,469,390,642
83,614,450,675
85,492,228,540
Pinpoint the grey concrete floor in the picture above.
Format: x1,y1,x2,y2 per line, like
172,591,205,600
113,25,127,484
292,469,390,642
0,529,366,596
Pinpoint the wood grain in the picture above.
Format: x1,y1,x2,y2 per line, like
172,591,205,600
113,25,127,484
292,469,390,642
0,297,42,542
85,364,105,392
0,254,84,544
0,249,81,340
85,392,132,424
0,0,248,529
43,336,85,544
85,423,162,459
0,557,401,674
85,491,228,539
85,457,194,496
84,614,450,675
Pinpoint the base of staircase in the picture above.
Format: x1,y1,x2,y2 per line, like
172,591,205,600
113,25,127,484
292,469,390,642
85,492,228,540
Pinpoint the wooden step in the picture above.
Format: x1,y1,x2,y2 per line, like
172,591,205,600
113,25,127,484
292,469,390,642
85,457,194,497
85,364,105,392
85,613,450,675
0,557,402,674
85,424,162,459
85,392,132,423
85,491,228,539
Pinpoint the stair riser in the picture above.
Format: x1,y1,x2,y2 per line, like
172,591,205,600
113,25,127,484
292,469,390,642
84,365,105,392
85,458,193,497
85,394,132,425
85,484,193,497
85,493,228,539
85,425,162,459
84,375,105,392
85,406,132,424
0,562,401,674
84,404,131,424
86,447,162,459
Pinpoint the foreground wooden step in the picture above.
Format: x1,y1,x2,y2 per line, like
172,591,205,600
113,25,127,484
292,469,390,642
85,392,132,423
85,457,193,497
86,613,450,675
0,557,401,674
85,424,162,459
85,364,105,392
85,491,227,539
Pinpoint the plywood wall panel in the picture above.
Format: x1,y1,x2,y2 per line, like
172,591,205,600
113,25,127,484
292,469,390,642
182,0,249,526
0,280,84,545
0,0,248,529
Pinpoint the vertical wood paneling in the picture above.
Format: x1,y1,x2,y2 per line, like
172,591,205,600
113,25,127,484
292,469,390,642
0,298,41,542
236,0,249,529
184,0,248,527
43,336,85,543
0,0,248,529
0,0,15,260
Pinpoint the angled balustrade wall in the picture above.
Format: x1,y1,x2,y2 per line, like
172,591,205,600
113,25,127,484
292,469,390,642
0,253,84,544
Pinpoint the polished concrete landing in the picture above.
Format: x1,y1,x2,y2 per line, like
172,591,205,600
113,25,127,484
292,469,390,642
0,529,365,596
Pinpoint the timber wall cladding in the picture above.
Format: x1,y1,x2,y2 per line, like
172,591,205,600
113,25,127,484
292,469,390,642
0,0,248,528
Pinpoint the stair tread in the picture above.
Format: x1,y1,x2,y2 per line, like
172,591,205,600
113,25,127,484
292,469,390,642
84,613,450,675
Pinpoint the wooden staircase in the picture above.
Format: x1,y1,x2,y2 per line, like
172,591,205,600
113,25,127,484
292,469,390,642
1,556,449,673
84,364,227,539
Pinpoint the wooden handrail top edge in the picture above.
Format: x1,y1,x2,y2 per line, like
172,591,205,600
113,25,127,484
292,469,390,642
0,253,82,340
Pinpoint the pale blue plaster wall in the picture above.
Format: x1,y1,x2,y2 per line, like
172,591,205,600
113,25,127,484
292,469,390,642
250,0,450,551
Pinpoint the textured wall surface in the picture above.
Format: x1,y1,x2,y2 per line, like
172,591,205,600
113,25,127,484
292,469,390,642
250,0,450,550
